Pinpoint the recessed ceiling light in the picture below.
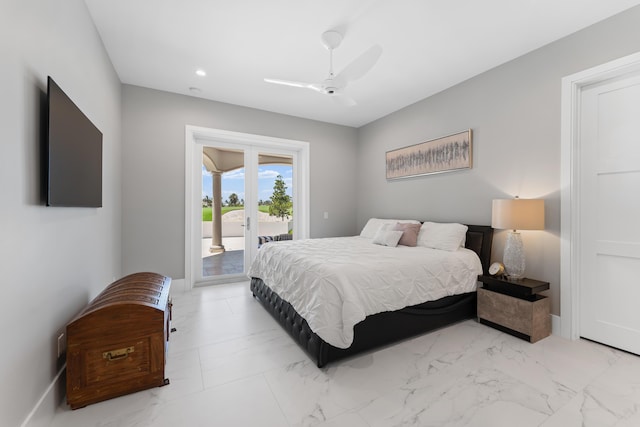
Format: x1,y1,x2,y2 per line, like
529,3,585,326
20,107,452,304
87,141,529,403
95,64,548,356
195,69,206,77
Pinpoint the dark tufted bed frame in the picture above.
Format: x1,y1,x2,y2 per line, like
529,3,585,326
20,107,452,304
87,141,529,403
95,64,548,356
250,224,493,368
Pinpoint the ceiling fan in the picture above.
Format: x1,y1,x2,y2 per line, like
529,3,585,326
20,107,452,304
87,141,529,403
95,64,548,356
264,30,382,107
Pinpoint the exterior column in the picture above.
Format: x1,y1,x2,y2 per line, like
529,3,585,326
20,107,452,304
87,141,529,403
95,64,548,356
210,171,225,254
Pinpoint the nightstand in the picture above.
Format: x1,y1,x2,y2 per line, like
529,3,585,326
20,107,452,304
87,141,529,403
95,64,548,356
477,275,551,343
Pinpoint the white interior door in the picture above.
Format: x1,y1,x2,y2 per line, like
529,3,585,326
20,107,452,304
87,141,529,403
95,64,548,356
579,71,640,355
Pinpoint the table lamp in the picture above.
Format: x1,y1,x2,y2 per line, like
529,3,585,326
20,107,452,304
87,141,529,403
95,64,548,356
491,197,545,279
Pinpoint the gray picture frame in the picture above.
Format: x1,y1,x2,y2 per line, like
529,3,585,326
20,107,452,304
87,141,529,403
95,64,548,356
386,129,472,180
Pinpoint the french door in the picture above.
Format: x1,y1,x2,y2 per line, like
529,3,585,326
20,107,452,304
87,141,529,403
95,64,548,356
185,126,309,287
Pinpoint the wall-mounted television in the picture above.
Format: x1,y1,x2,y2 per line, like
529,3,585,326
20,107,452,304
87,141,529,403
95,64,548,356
47,76,103,207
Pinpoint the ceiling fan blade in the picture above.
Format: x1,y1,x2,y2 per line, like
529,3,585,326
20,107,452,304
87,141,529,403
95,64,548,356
307,83,326,94
333,44,382,88
332,93,357,107
264,78,317,89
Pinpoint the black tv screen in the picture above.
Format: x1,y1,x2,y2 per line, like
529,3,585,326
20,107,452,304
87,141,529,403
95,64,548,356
47,76,103,207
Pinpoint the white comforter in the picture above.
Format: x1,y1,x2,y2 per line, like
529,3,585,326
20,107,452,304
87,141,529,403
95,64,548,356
248,236,482,348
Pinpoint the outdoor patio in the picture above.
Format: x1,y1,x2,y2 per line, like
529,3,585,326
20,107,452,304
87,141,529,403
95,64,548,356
202,237,245,276
203,249,244,276
201,210,291,277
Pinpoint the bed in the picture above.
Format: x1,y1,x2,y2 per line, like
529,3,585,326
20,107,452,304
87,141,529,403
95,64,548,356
249,222,493,368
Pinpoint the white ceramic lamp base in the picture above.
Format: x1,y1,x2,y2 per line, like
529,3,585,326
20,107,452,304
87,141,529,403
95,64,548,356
503,231,525,279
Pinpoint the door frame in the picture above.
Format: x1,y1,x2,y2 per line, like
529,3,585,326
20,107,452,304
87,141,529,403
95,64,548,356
185,125,310,289
560,51,640,340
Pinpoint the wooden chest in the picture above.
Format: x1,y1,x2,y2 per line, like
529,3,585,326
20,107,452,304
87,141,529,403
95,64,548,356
66,272,171,409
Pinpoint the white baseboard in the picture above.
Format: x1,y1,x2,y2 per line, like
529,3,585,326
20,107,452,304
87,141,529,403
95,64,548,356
21,365,65,427
551,314,561,336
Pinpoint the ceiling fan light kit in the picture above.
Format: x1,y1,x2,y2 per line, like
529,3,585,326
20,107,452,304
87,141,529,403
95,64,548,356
321,30,343,50
264,29,381,107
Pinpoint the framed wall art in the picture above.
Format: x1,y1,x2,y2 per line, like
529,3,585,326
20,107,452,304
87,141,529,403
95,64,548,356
386,129,472,180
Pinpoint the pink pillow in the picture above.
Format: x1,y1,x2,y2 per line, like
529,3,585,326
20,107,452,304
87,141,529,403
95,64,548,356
393,223,421,247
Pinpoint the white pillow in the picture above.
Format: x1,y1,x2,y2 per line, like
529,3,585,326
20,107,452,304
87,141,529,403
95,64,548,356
418,222,468,251
372,229,404,247
360,218,387,238
360,218,420,239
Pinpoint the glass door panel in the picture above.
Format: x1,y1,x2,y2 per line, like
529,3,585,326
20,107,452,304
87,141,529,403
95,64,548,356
200,145,246,279
256,152,294,249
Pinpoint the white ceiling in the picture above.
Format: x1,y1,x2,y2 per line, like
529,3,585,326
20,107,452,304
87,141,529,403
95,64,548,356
84,0,640,128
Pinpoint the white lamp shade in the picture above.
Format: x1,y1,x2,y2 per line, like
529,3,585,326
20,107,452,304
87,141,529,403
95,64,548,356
492,199,545,231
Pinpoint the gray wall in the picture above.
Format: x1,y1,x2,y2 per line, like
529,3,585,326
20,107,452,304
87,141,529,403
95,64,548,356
121,86,358,279
356,6,640,316
0,1,122,426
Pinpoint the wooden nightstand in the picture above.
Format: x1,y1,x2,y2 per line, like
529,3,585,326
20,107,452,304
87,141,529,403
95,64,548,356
477,274,551,343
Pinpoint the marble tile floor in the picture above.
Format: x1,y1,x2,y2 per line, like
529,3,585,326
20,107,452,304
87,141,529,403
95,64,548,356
49,281,640,427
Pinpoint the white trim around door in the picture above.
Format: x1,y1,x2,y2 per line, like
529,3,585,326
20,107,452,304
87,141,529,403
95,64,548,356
185,125,310,290
560,51,640,340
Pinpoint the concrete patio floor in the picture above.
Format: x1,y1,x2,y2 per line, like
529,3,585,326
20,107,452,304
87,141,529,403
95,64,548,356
201,237,245,276
202,249,244,276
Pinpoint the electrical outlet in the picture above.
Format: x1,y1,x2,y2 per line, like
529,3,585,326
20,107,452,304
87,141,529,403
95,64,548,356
57,333,66,357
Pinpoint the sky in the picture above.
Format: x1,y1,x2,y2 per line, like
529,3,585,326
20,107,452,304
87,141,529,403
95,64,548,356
202,164,293,203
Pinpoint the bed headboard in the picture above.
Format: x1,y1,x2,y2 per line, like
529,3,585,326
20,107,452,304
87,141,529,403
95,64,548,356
464,225,494,275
